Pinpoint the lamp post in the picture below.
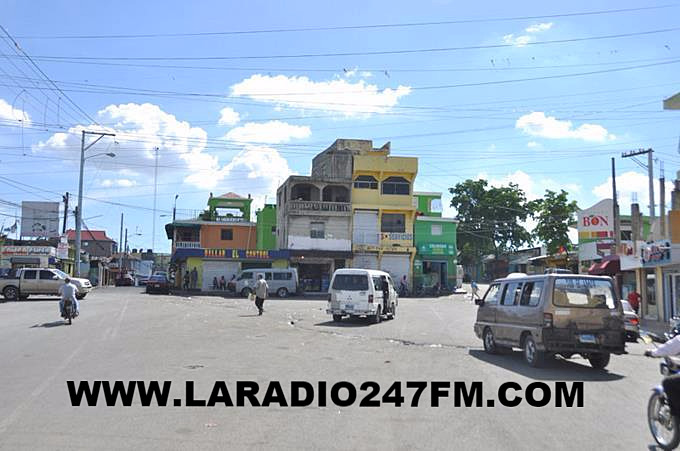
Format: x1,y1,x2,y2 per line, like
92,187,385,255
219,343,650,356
75,130,115,276
173,194,179,221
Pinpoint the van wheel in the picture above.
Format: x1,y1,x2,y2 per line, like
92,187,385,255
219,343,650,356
332,314,343,322
588,352,611,370
372,306,382,324
3,286,18,301
483,328,498,354
277,287,289,298
523,335,545,367
241,287,252,298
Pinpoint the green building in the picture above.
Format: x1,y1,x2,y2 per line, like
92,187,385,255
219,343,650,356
256,204,277,250
413,192,459,290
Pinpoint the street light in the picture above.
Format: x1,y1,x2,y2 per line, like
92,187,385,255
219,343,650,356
173,194,179,221
75,130,115,277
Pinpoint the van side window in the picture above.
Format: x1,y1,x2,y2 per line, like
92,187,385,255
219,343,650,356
23,270,37,279
502,282,522,306
238,272,252,281
483,283,501,304
40,270,55,280
520,281,544,306
265,273,272,280
372,276,382,291
273,272,292,281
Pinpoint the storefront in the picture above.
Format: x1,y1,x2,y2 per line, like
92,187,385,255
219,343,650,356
414,242,457,290
290,250,350,293
0,245,57,269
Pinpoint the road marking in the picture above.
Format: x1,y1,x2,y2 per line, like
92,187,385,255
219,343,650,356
109,296,130,340
0,341,85,437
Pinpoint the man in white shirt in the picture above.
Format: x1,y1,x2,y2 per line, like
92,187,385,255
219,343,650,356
254,273,268,316
58,277,80,317
646,335,680,417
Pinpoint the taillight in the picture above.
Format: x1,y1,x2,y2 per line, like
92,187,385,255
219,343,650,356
631,318,639,326
368,294,374,303
543,313,553,327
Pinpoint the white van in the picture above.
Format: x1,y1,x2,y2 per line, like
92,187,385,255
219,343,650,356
234,268,298,298
327,268,398,323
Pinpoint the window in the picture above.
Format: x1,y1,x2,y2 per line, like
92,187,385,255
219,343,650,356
310,222,325,239
372,276,382,291
483,283,500,304
520,281,543,307
271,226,276,236
381,176,410,195
431,224,442,236
23,270,37,280
273,272,292,280
501,282,522,306
40,270,55,280
430,198,443,213
381,214,405,233
180,230,194,241
220,228,233,241
237,272,253,281
264,272,272,280
353,175,378,189
332,274,369,291
553,278,616,308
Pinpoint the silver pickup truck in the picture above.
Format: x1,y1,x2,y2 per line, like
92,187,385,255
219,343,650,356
0,268,92,301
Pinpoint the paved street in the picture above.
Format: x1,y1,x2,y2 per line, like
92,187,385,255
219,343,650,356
0,287,658,450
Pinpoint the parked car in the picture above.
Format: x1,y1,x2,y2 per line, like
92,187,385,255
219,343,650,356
145,275,170,294
234,268,298,298
0,268,92,301
136,275,151,286
621,299,640,342
326,268,398,323
115,274,135,287
473,273,625,369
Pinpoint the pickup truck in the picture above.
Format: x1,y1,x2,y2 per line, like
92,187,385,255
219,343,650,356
0,268,92,301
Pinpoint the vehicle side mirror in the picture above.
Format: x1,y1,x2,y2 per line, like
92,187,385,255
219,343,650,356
474,298,484,306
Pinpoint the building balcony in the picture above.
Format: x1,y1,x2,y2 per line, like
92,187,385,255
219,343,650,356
175,241,202,249
287,200,351,216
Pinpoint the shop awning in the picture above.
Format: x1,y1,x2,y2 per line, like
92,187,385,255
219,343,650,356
170,248,204,263
588,257,620,276
10,256,41,265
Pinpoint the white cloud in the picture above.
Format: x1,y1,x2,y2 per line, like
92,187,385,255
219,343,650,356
224,120,311,145
592,171,673,214
516,112,615,142
527,141,541,148
101,178,137,188
502,34,533,47
525,22,553,33
230,74,411,117
218,107,240,126
0,98,30,123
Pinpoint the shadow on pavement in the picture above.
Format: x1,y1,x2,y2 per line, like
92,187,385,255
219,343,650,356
238,314,261,318
315,317,374,328
30,320,68,328
468,349,625,382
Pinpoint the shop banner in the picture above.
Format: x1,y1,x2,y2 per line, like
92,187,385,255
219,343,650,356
204,249,290,260
1,245,56,256
417,243,455,256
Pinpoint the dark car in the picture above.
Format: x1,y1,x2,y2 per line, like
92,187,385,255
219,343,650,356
115,274,135,287
145,275,170,294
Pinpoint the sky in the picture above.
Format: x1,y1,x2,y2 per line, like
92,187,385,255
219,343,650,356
0,0,679,252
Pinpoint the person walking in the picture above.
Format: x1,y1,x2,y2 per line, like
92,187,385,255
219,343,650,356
219,275,226,290
183,271,190,290
190,267,198,289
254,273,268,316
471,280,479,300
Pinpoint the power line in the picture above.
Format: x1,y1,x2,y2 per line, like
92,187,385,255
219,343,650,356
8,5,677,39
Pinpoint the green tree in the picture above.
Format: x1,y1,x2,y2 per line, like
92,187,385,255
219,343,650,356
449,179,532,266
528,189,578,255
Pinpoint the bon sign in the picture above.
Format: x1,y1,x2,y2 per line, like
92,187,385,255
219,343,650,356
582,215,609,227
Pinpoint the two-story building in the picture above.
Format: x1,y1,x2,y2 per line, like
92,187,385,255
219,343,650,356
350,140,418,286
413,192,458,290
277,140,354,292
66,229,116,257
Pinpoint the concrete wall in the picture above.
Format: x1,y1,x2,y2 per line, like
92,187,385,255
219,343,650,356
200,223,258,249
286,216,351,251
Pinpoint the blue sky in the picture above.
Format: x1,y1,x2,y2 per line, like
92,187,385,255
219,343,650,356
1,0,679,252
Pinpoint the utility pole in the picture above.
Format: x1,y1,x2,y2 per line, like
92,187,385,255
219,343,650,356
152,146,159,252
612,157,621,251
622,148,655,224
119,213,123,254
75,130,115,276
173,194,179,222
62,192,69,235
660,161,666,238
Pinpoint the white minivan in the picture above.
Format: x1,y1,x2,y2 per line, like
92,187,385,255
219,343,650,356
234,268,298,298
327,268,398,323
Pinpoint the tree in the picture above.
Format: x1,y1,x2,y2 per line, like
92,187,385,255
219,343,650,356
528,189,578,255
449,179,532,267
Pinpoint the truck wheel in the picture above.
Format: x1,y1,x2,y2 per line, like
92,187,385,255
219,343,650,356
241,287,252,298
3,286,18,301
332,314,343,322
483,327,498,354
372,306,382,324
588,352,611,370
523,335,545,367
76,293,86,300
277,287,289,298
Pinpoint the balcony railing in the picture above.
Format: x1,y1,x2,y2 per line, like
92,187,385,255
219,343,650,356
175,241,201,249
288,200,350,212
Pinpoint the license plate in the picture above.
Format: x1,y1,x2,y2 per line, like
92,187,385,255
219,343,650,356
345,304,353,310
579,334,596,344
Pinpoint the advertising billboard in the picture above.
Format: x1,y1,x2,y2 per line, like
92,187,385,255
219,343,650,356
20,201,60,237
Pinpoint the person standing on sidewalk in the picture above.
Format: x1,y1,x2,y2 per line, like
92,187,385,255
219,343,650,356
254,273,268,316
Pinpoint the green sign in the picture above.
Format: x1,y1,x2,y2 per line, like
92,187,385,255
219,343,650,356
418,243,455,256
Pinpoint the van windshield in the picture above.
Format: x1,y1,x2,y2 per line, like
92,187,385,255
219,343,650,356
332,274,369,291
553,278,616,309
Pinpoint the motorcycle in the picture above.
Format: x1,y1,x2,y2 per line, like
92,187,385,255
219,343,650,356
62,298,76,325
648,355,680,450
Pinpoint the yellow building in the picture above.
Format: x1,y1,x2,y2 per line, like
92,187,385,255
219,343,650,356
350,140,418,286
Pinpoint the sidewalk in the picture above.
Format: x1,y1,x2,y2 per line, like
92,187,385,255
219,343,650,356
640,318,670,338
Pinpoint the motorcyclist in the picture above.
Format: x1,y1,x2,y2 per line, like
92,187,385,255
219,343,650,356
58,277,80,318
645,334,680,418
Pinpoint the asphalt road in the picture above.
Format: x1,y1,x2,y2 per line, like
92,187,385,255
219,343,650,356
0,287,660,450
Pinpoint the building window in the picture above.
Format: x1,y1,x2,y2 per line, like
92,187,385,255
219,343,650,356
381,214,405,233
271,226,276,236
180,230,194,241
381,176,410,195
431,224,442,236
430,198,443,213
310,222,325,239
220,228,233,241
353,175,378,189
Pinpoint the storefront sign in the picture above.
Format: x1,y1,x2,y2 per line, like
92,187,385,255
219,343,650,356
1,246,56,256
418,243,455,256
577,199,614,244
642,241,672,267
380,232,413,241
204,249,289,260
57,242,69,259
